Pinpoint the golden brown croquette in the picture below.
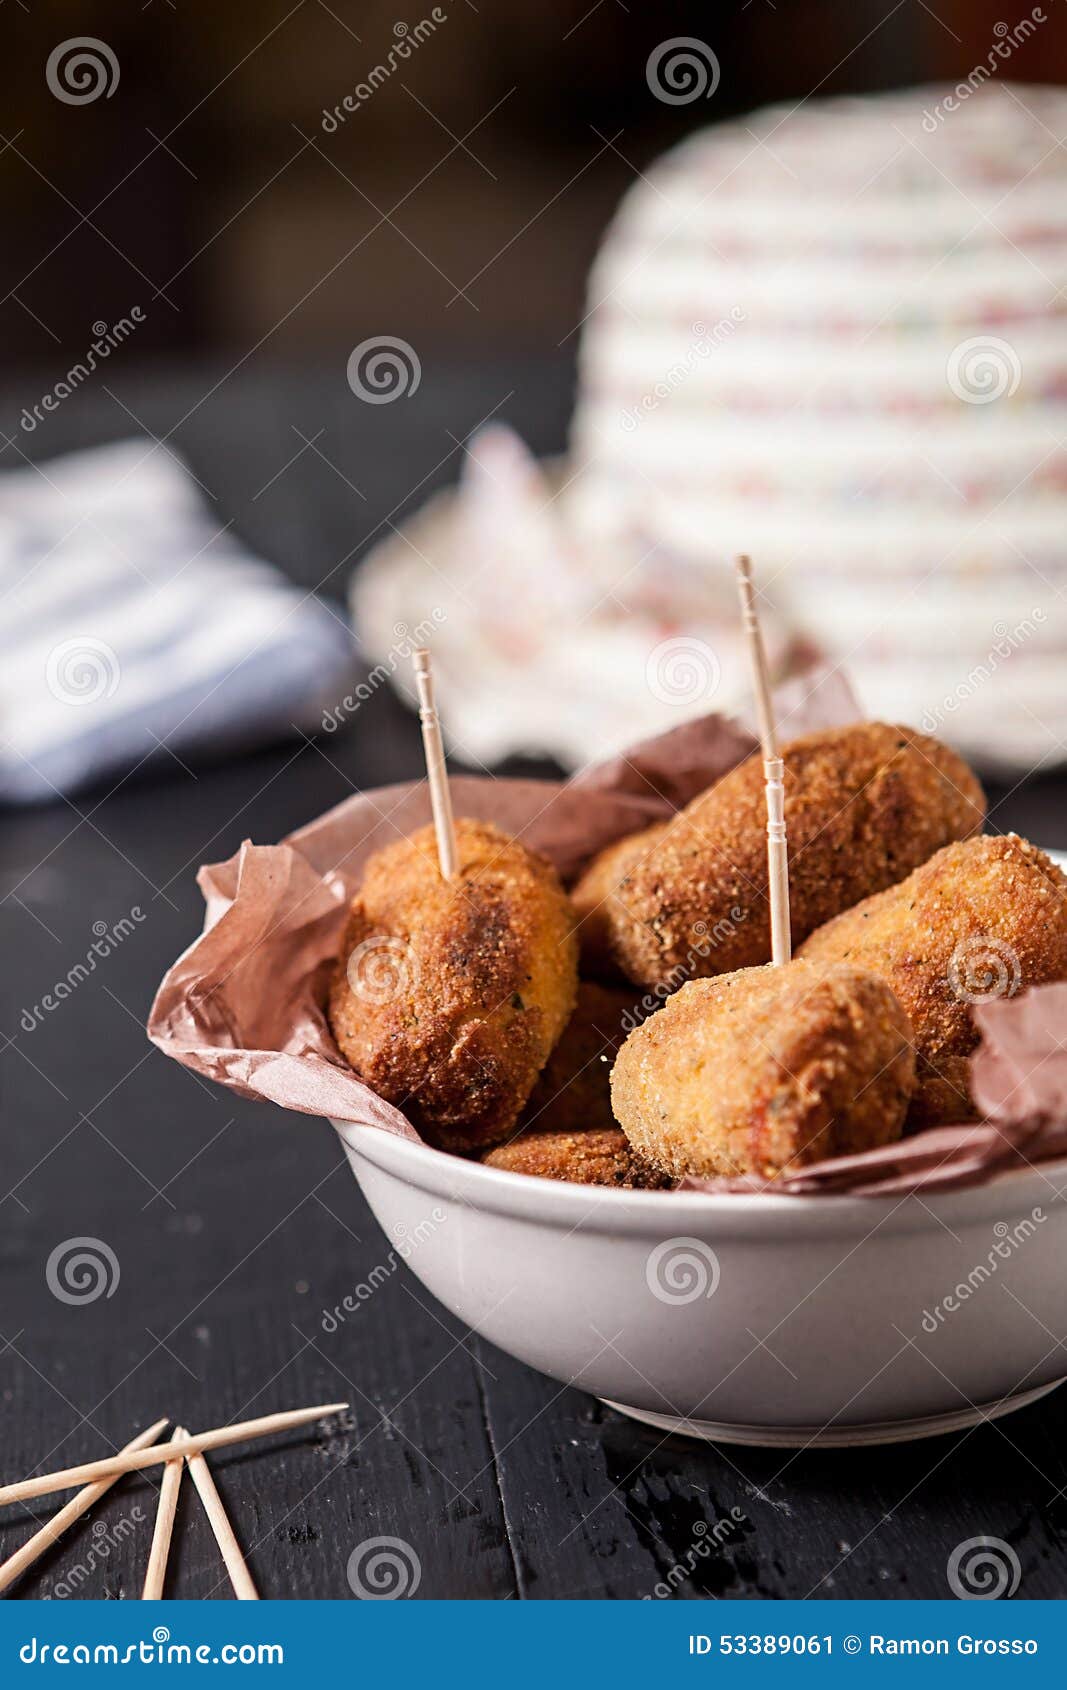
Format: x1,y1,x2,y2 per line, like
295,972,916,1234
570,823,669,982
799,833,1067,1128
571,723,984,988
483,1127,674,1188
610,960,916,1180
328,819,577,1152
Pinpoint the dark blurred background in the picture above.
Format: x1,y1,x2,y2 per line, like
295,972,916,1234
3,0,1064,378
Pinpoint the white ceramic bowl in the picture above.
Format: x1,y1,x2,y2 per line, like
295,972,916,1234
334,1120,1067,1448
332,848,1067,1449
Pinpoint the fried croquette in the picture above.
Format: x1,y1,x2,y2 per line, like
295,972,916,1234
571,723,984,989
571,823,669,981
518,980,643,1135
327,818,578,1152
799,833,1067,1129
610,961,916,1180
483,1127,674,1188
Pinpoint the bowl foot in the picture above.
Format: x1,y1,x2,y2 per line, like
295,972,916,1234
601,1377,1066,1448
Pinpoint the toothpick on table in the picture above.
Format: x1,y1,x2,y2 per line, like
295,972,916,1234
735,554,792,966
185,1445,258,1600
0,1418,170,1596
142,1424,186,1600
0,1403,349,1508
412,647,459,881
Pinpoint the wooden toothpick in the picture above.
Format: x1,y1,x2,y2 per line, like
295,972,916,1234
0,1418,169,1595
142,1424,186,1599
0,1403,349,1508
185,1446,258,1600
412,647,459,881
735,555,791,965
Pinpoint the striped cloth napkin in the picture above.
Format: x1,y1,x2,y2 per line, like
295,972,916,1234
0,441,355,804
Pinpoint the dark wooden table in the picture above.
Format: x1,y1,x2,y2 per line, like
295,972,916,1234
3,366,1067,1602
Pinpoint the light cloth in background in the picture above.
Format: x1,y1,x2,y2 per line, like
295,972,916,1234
0,441,355,804
568,84,1067,773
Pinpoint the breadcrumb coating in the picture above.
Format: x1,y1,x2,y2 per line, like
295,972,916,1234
799,832,1067,1128
483,1126,674,1188
611,960,915,1180
571,823,669,981
571,723,984,988
328,819,577,1152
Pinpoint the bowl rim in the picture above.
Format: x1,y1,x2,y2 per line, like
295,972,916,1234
333,1116,1067,1239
